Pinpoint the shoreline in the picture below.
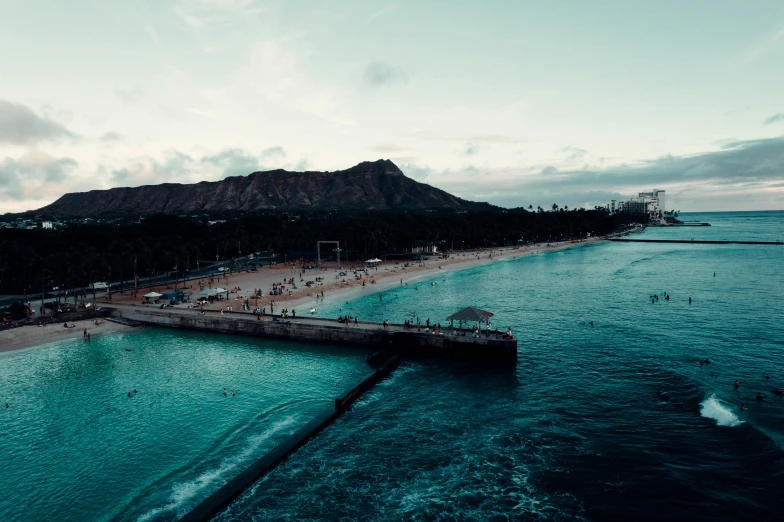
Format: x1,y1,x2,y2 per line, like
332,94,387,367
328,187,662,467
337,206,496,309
287,236,610,313
2,233,620,354
0,319,133,354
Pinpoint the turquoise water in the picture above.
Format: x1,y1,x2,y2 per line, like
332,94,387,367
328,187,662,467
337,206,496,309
216,211,784,520
2,211,782,521
0,329,371,521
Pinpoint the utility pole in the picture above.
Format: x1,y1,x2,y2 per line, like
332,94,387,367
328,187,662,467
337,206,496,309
133,255,138,298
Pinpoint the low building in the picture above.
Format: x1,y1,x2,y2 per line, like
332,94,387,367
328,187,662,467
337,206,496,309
412,241,438,255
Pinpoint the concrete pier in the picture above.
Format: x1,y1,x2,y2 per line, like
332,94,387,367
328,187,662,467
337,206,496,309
108,305,518,361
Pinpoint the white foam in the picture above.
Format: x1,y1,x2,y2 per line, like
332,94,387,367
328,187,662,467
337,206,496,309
700,394,743,427
136,416,298,522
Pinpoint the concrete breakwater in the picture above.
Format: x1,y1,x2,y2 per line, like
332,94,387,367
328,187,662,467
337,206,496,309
107,306,518,361
180,356,401,522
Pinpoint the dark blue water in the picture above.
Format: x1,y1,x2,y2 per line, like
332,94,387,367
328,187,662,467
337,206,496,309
216,211,784,521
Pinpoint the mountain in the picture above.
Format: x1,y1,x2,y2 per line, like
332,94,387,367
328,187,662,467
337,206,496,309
36,160,494,216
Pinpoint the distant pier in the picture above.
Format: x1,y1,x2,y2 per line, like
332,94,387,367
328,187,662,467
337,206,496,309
608,238,782,245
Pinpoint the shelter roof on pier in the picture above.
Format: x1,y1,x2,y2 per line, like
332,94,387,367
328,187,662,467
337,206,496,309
446,306,494,323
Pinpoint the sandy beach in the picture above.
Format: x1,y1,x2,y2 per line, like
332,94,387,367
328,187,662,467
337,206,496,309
101,236,610,316
1,236,615,353
0,319,132,354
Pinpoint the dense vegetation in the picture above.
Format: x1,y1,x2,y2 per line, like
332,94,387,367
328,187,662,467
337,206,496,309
0,207,644,295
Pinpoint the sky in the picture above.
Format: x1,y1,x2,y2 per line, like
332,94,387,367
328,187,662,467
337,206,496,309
1,0,784,213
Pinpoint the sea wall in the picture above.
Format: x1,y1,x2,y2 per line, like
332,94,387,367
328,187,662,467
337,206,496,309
180,356,401,522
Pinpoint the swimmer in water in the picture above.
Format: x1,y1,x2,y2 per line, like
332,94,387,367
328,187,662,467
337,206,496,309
5,403,8,408
133,389,138,394
710,371,717,377
734,379,740,388
756,392,764,401
232,390,236,397
740,403,745,411
223,388,227,395
765,375,770,380
589,321,594,326
689,297,692,304
128,392,131,398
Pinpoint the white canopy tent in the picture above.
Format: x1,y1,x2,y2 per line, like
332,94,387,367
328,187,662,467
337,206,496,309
143,292,163,300
198,288,228,298
365,258,382,264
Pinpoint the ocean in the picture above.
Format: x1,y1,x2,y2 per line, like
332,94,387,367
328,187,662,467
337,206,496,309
214,211,784,521
0,330,371,521
1,211,783,521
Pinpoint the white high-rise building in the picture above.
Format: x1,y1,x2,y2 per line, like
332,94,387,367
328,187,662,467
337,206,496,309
609,189,665,218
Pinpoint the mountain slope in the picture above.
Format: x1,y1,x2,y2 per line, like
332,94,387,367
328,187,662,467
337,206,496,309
37,160,493,216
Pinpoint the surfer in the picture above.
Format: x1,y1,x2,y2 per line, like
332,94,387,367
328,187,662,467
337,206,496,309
709,371,717,377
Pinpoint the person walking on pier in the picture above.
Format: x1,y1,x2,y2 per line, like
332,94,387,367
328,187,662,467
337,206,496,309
354,317,358,327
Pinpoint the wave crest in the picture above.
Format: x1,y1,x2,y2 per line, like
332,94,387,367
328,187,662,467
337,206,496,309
700,394,743,427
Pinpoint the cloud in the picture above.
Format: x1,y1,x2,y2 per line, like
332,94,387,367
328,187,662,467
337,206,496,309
144,24,161,46
260,146,286,162
0,150,78,202
176,0,264,27
402,137,784,210
399,164,433,180
100,131,123,142
0,99,76,145
562,146,587,160
362,61,407,88
763,113,784,125
114,87,145,104
724,106,750,116
366,4,398,22
109,151,195,187
202,148,262,178
741,25,784,63
463,143,480,156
